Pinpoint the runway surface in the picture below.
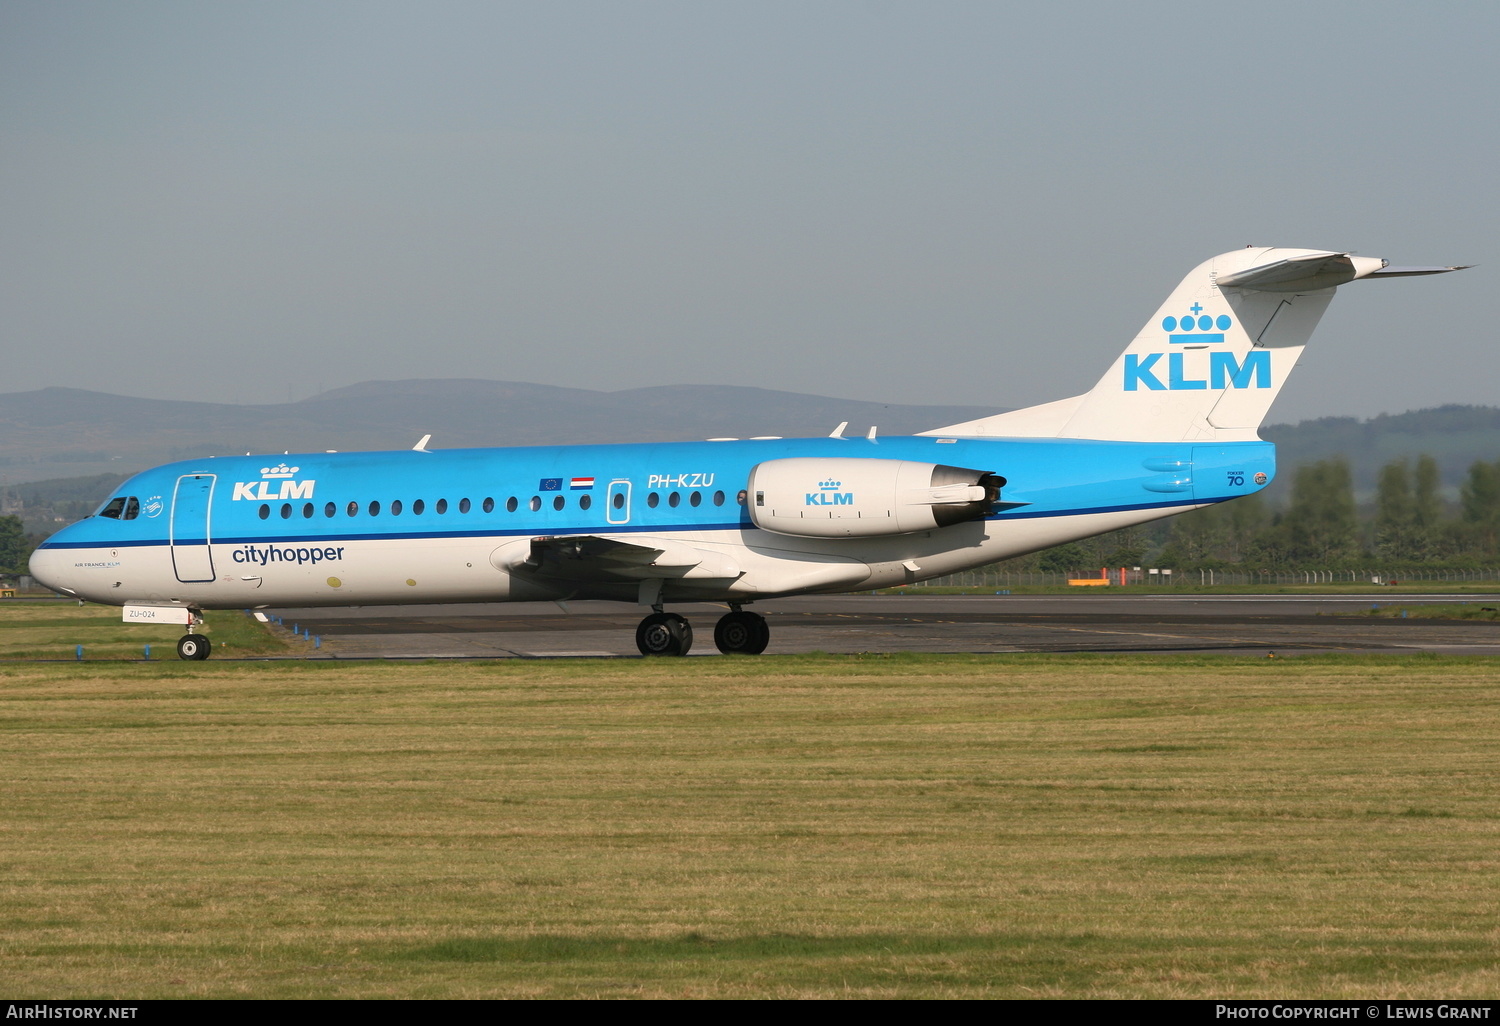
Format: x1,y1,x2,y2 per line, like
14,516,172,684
264,593,1500,658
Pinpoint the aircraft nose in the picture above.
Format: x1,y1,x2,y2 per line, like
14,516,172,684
27,544,77,597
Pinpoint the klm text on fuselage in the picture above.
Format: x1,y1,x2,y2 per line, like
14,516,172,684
232,480,315,501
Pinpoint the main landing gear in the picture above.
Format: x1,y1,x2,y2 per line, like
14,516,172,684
713,610,770,655
636,612,693,656
634,606,770,657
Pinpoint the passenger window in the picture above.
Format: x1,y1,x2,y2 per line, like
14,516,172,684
259,504,271,520
668,492,681,508
713,490,725,506
324,502,336,518
740,490,750,506
613,492,625,509
553,495,565,511
412,499,424,515
483,497,495,513
647,492,660,508
98,497,126,519
369,500,381,516
281,503,292,519
347,501,359,517
689,491,701,507
529,496,541,512
579,494,592,511
436,498,448,514
303,503,314,518
506,497,518,512
391,499,403,516
459,498,471,514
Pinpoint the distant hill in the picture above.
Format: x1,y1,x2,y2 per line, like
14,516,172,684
0,379,1008,486
1262,405,1500,498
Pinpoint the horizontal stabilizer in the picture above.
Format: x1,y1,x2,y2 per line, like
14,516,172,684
1215,252,1383,292
1364,265,1473,278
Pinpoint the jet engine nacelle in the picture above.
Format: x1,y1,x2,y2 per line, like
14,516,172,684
747,458,1004,538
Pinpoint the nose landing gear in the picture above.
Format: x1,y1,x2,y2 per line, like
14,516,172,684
176,608,211,660
633,606,770,657
177,633,212,660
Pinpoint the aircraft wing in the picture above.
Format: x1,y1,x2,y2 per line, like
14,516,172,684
508,534,742,582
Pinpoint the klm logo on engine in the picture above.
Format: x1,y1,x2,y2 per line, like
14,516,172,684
1124,303,1271,391
806,479,854,506
231,463,316,501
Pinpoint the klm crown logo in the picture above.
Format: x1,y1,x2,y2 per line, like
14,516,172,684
1162,303,1232,344
1125,303,1270,392
232,462,316,501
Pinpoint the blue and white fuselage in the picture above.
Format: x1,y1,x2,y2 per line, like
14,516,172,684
29,434,1274,609
28,247,1465,657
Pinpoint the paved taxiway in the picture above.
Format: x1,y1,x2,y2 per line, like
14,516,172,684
264,593,1500,658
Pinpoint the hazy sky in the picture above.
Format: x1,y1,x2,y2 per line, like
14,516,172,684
1,1,1494,423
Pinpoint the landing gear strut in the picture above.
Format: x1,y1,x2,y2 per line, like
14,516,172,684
713,610,769,655
636,612,693,656
177,633,212,661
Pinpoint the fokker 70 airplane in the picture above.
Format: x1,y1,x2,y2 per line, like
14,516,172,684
30,247,1464,659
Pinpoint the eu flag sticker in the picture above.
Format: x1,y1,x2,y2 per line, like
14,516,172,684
539,478,562,491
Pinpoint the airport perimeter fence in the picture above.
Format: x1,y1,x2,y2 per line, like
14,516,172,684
912,567,1500,589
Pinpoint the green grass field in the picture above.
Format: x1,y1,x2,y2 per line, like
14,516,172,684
2,629,1499,997
1353,604,1500,621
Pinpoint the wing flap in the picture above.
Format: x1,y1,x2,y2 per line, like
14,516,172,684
502,534,742,581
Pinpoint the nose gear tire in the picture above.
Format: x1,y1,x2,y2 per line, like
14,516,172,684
177,634,212,661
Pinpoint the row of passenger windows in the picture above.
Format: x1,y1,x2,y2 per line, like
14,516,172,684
256,490,733,521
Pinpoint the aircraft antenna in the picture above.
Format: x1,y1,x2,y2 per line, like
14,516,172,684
829,422,848,439
413,434,432,452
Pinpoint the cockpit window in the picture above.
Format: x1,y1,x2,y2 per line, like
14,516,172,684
123,497,140,520
97,497,127,519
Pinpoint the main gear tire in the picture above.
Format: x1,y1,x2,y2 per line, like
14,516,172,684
713,611,769,655
636,612,693,656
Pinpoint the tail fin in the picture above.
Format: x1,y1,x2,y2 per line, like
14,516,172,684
924,248,1467,442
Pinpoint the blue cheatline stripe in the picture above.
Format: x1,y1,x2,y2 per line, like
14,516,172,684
1169,333,1225,344
36,496,1229,551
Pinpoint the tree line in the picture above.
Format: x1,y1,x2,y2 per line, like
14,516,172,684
0,515,30,577
1009,455,1500,574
